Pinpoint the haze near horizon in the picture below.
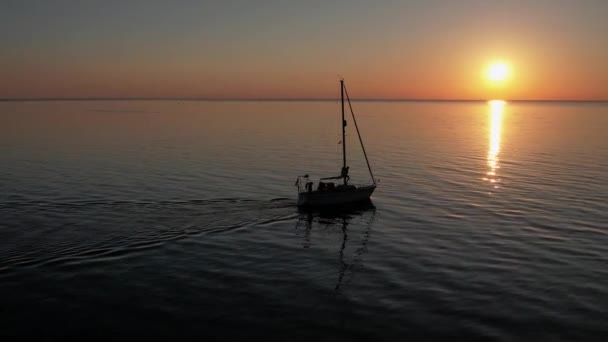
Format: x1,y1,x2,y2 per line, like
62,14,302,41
1,0,607,100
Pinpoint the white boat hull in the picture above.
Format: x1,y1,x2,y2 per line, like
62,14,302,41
297,185,376,207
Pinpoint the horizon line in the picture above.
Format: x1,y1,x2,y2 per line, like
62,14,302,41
1,97,607,103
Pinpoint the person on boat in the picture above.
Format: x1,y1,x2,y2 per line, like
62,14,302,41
341,166,350,183
296,175,312,192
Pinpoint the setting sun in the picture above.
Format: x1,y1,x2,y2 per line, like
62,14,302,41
487,63,509,82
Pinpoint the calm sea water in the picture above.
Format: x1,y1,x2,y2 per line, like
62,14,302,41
1,100,607,340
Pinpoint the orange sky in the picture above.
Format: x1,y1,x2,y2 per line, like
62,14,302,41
1,1,607,100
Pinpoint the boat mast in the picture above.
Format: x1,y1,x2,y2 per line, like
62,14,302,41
340,79,347,185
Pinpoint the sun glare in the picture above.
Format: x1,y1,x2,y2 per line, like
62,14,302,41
485,100,505,188
487,63,509,82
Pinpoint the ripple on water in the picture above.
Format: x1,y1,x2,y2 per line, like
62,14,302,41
1,101,608,340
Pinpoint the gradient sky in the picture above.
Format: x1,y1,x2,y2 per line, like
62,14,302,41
1,0,607,100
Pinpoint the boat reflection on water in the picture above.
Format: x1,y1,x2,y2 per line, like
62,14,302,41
296,202,376,291
485,100,505,189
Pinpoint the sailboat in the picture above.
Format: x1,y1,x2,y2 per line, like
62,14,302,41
295,79,376,207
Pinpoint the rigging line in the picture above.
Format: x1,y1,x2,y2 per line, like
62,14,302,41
340,79,347,183
343,83,376,185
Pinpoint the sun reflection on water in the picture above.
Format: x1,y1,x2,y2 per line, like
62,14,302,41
485,100,505,188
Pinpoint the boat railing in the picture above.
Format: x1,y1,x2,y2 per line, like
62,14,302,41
296,176,374,193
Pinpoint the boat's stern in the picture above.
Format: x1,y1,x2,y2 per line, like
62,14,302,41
297,192,309,206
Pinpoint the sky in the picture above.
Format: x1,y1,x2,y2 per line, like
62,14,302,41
1,0,607,100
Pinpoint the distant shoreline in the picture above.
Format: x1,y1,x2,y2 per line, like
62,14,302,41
1,98,607,103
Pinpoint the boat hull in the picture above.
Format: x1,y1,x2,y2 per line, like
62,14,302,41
297,185,376,207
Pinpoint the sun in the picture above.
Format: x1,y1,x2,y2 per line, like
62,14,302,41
487,62,509,82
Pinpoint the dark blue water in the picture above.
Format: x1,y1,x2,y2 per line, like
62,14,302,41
1,100,607,340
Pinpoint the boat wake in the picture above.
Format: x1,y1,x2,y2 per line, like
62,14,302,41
0,197,297,275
